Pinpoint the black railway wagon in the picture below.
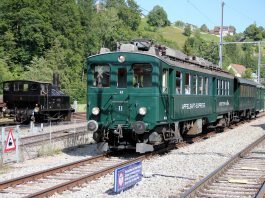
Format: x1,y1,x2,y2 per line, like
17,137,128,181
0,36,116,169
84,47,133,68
87,39,265,153
2,80,73,123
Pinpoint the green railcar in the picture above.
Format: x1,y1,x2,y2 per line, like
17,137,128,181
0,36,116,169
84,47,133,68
87,40,264,153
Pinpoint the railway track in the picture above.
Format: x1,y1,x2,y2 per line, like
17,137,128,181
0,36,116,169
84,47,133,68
0,147,170,197
179,134,265,198
20,125,87,146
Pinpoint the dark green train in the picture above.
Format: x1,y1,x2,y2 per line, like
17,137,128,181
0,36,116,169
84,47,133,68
87,39,265,153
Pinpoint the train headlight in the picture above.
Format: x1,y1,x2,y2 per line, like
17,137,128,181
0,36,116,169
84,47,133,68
92,107,100,115
2,107,7,112
138,107,147,115
118,55,125,63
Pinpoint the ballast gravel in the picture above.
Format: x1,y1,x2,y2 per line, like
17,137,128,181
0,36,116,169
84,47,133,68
0,117,265,198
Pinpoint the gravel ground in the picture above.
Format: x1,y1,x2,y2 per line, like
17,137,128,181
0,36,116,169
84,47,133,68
0,117,264,198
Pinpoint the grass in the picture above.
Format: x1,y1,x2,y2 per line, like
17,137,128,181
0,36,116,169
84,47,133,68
138,19,221,50
37,144,61,157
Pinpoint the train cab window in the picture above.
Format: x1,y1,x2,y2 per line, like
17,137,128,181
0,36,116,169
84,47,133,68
204,77,208,95
40,84,48,95
175,71,182,94
198,76,203,95
117,68,127,88
92,65,110,88
133,64,152,88
14,82,23,92
192,75,197,95
185,73,191,95
3,83,10,92
30,83,39,91
23,83,29,92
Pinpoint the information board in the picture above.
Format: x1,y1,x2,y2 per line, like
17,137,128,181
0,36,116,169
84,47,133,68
114,161,142,193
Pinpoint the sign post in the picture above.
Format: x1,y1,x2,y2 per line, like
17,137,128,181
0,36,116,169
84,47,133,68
15,125,20,163
1,127,4,165
114,161,142,193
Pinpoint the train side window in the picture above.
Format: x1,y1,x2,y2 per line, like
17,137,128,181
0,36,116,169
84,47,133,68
4,83,10,91
192,75,197,95
92,65,110,88
198,76,203,95
221,80,224,95
133,64,152,88
227,81,230,95
176,71,182,94
162,69,168,93
185,73,191,94
204,77,208,95
217,79,220,95
117,68,127,88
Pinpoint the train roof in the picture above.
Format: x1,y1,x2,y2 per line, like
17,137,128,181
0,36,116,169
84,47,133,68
3,80,52,85
89,39,234,79
236,77,260,86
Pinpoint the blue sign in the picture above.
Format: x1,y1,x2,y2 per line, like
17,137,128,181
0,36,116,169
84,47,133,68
114,161,142,193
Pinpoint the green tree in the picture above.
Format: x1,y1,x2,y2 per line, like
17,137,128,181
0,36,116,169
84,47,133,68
175,20,185,28
244,24,263,41
183,25,192,36
200,24,208,32
0,58,12,94
242,68,253,79
147,5,170,27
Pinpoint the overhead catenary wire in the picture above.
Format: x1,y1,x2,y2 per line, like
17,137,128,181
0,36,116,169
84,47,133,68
186,0,216,26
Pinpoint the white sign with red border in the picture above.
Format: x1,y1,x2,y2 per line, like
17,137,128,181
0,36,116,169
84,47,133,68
4,128,16,152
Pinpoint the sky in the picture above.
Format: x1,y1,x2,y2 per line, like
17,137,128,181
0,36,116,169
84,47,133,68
135,0,265,33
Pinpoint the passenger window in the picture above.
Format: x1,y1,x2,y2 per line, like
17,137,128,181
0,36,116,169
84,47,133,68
92,65,110,88
117,68,127,88
204,77,208,95
133,64,152,88
192,75,197,95
217,80,220,95
185,73,191,95
198,76,203,95
162,69,168,93
176,71,182,94
227,81,230,95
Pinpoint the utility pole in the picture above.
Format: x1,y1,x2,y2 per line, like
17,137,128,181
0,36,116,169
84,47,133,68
258,42,261,83
219,0,225,68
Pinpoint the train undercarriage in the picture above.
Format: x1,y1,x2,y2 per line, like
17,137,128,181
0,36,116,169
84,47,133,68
90,109,258,153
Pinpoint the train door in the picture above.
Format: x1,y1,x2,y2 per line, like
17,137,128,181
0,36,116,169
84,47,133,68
112,66,129,123
212,77,217,114
161,68,170,120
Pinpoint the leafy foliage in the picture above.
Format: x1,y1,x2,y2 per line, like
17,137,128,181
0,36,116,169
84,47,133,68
147,5,170,27
0,0,264,100
183,25,192,37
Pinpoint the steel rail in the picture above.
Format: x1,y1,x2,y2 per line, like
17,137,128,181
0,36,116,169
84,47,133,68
180,133,265,198
24,147,170,198
21,126,87,146
256,182,265,198
0,154,108,190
